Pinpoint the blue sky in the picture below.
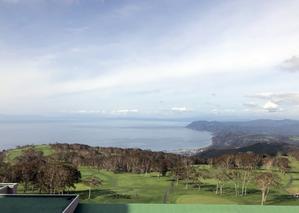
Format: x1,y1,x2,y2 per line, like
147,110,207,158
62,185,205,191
0,0,299,119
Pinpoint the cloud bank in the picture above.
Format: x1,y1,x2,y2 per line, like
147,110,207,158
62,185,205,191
0,0,299,118
281,56,299,72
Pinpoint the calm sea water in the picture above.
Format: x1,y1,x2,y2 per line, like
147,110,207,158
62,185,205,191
0,119,212,151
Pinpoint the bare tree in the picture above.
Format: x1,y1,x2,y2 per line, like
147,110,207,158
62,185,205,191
255,172,280,205
235,153,261,196
182,158,193,189
274,157,290,175
227,170,242,196
190,167,208,191
214,168,229,195
83,177,102,200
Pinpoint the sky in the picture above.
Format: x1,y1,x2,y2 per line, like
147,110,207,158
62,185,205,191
0,0,299,120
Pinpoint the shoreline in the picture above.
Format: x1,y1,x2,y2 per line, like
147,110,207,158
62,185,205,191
0,121,212,152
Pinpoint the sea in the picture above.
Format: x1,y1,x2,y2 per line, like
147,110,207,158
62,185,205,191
0,119,212,152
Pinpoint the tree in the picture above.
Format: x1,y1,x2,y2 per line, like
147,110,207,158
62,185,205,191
274,157,290,175
170,160,185,185
181,158,193,189
160,160,169,177
214,168,229,195
235,153,261,196
50,143,194,175
12,148,46,192
227,170,242,196
83,177,102,199
39,161,81,194
190,167,208,191
213,154,235,169
0,152,11,182
255,172,280,205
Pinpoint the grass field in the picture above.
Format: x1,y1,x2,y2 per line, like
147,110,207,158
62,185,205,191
5,144,53,162
286,158,299,195
74,165,299,205
6,145,299,205
75,168,170,203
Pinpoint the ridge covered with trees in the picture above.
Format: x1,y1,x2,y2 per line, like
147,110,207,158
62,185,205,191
187,119,299,150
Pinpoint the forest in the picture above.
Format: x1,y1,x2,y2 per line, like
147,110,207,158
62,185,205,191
1,143,299,205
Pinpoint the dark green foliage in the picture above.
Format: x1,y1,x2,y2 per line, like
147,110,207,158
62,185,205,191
3,148,81,194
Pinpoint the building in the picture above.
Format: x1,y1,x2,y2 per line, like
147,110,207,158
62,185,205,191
0,183,79,213
1,183,299,213
0,183,18,194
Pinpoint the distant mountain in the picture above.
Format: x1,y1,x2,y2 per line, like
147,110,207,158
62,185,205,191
187,119,299,136
186,119,299,151
194,142,296,158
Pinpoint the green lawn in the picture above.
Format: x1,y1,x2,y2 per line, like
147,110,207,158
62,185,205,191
286,157,299,194
176,194,237,204
7,146,299,205
75,168,170,203
5,144,53,162
73,163,299,205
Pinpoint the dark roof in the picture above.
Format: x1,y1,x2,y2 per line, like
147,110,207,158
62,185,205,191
75,204,299,213
0,194,77,213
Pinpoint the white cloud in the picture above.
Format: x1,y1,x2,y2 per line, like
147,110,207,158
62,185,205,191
171,107,192,112
112,109,139,114
249,92,299,105
263,101,280,112
3,1,299,94
246,92,299,113
49,0,299,94
70,110,105,114
1,0,299,116
280,56,299,72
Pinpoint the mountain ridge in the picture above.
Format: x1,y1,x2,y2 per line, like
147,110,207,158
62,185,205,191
187,119,299,136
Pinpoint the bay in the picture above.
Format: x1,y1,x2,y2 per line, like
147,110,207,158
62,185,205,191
0,119,212,151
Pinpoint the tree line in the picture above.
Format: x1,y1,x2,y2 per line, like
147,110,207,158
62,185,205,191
1,143,298,205
50,143,198,176
0,148,81,194
213,153,287,196
49,143,294,205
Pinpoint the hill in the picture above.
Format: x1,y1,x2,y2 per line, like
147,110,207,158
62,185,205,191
195,142,294,158
187,119,299,136
187,120,299,149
